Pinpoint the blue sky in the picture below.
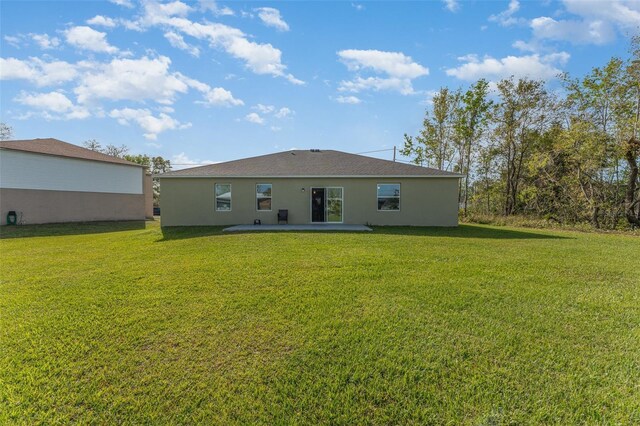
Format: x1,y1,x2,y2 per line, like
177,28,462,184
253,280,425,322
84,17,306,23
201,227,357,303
1,0,637,167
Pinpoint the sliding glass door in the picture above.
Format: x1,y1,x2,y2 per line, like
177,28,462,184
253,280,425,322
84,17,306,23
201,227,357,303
311,187,343,223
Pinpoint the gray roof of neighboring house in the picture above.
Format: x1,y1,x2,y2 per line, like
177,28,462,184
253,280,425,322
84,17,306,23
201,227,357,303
0,138,143,167
158,149,462,178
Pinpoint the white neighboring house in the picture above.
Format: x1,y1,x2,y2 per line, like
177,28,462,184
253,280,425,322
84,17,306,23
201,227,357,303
0,138,152,225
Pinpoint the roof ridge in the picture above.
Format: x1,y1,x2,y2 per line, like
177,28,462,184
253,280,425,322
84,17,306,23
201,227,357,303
0,138,143,167
158,149,461,178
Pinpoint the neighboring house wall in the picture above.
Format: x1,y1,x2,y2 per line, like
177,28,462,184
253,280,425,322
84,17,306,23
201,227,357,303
144,173,154,219
0,150,142,194
160,177,459,226
0,150,147,225
0,188,146,224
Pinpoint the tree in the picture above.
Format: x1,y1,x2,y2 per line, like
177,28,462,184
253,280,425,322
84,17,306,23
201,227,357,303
493,77,554,216
622,35,640,226
561,57,629,228
84,140,129,158
0,122,14,140
104,144,129,158
401,87,460,170
83,139,102,152
124,154,172,206
453,79,492,215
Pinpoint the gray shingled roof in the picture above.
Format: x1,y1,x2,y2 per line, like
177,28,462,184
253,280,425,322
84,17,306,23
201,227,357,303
0,138,143,167
159,150,461,178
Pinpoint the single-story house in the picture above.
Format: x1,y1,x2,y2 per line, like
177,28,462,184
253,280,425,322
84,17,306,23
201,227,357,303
158,149,462,227
0,138,153,225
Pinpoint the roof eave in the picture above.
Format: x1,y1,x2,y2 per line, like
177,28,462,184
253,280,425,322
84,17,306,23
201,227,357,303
155,174,464,179
0,146,145,168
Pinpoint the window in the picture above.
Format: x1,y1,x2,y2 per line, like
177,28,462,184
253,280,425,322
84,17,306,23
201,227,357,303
377,183,400,211
256,183,272,211
215,183,231,211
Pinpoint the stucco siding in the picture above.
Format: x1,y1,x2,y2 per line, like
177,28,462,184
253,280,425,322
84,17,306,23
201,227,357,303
160,177,459,227
0,188,146,225
0,150,143,194
144,173,154,219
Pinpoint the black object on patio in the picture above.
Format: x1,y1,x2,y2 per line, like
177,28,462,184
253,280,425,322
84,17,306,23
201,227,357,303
277,209,288,224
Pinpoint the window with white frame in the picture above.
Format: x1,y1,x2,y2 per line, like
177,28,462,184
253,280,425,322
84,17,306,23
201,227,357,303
377,183,400,211
215,183,231,211
256,183,272,211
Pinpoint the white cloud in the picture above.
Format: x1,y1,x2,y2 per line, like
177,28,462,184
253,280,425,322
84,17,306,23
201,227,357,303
253,104,275,113
335,95,362,104
270,126,281,132
489,0,523,27
171,152,217,169
530,16,615,45
109,108,191,140
198,87,244,107
87,15,117,28
199,0,234,16
64,26,119,54
339,49,429,79
109,0,134,8
137,0,303,84
14,91,90,120
164,31,200,57
0,57,78,86
120,19,144,31
443,0,459,12
339,76,417,96
274,107,293,118
512,39,541,53
255,7,290,31
15,91,72,111
352,3,365,11
250,104,292,119
245,112,265,124
527,0,639,46
563,0,640,28
4,35,22,48
445,52,570,81
3,51,239,139
31,33,60,49
337,49,428,95
1,54,241,113
74,56,189,105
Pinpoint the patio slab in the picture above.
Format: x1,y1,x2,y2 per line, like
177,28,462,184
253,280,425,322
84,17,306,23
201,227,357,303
223,224,372,232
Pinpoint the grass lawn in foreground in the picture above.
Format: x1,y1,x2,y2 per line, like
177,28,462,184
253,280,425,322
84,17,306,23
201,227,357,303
1,221,639,424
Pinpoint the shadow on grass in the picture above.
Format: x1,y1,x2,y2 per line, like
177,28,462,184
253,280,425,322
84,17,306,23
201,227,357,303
0,220,148,239
159,223,569,241
158,226,227,242
371,224,570,239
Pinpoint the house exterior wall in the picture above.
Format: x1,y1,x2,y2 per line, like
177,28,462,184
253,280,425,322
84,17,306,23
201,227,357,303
160,177,459,227
0,188,146,224
0,149,149,225
0,150,143,194
144,173,154,219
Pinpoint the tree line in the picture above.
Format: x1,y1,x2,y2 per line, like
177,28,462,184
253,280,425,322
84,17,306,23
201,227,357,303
402,36,640,229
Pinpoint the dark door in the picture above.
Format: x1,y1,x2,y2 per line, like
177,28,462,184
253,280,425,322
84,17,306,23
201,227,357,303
311,188,326,222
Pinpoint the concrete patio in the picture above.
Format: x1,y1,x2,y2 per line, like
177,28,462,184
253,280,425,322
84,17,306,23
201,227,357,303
223,224,372,232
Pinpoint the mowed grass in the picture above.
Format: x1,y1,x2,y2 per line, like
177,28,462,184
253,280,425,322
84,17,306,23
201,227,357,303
1,222,638,424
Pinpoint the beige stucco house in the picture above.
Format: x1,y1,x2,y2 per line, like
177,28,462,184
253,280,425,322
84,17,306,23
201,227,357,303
0,138,153,225
158,150,461,227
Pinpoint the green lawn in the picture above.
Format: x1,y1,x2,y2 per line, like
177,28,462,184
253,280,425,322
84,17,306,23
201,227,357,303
1,221,638,424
